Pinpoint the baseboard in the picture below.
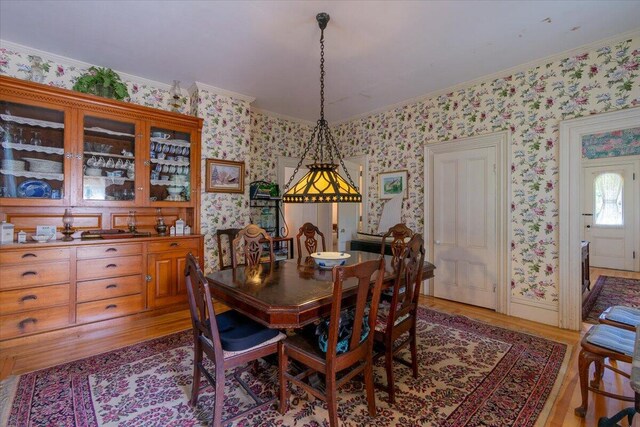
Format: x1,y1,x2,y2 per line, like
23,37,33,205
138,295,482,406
510,300,558,327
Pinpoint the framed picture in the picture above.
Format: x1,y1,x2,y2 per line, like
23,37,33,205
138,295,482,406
378,170,408,199
205,159,245,193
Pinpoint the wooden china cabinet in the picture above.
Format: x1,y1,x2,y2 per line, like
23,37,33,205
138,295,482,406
0,76,203,343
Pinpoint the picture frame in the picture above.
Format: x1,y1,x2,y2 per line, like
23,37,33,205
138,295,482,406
205,159,245,193
378,170,408,199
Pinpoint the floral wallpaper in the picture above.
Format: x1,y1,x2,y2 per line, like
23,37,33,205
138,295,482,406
249,111,314,185
0,47,189,114
334,38,640,305
190,88,252,273
582,126,640,159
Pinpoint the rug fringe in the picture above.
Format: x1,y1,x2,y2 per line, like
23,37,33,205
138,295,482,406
0,375,19,427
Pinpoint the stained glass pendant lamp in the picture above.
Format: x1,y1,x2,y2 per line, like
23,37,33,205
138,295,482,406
282,13,362,204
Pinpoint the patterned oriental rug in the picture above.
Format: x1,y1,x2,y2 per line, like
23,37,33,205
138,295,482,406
583,275,640,324
3,308,568,427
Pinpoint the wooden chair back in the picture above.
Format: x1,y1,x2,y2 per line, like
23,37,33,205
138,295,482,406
184,252,224,363
296,222,326,262
232,224,275,268
216,228,241,270
380,223,413,262
327,258,385,360
388,234,425,326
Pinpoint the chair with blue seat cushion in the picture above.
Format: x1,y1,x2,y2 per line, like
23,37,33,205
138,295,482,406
278,257,386,427
296,222,326,263
575,324,636,418
184,253,285,426
599,306,640,332
374,233,425,404
232,224,275,268
379,223,413,301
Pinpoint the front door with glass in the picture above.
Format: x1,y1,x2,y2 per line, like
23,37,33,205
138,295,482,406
582,161,639,271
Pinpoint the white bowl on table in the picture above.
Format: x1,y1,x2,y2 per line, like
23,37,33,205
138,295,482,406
31,234,53,243
310,252,351,269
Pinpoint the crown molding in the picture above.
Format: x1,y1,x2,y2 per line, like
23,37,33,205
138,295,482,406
250,107,315,126
189,81,255,103
0,39,196,96
332,28,640,125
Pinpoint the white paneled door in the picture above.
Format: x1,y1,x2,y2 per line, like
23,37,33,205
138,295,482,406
582,161,638,271
433,146,497,309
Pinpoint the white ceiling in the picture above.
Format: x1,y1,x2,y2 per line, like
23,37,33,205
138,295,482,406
1,1,639,122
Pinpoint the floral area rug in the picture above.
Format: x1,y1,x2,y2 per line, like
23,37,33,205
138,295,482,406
582,275,640,323
4,308,568,427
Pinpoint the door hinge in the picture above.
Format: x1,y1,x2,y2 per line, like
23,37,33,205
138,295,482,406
493,284,497,292
634,251,636,259
493,163,496,173
633,172,636,180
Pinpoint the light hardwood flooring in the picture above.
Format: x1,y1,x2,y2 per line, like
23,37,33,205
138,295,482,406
1,268,639,426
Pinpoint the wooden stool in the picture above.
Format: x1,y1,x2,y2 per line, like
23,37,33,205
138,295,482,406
575,324,636,417
599,306,640,332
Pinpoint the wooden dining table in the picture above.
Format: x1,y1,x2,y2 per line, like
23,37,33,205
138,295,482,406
205,250,436,329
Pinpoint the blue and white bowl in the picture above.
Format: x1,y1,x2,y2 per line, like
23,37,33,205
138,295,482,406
310,252,351,269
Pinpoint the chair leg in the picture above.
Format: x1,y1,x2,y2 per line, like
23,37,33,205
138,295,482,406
278,342,289,414
591,359,604,389
364,356,377,417
575,349,598,417
213,365,225,427
190,342,202,406
385,350,395,404
410,329,418,379
325,376,339,427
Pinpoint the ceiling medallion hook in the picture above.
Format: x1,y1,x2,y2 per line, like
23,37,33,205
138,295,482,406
316,13,330,30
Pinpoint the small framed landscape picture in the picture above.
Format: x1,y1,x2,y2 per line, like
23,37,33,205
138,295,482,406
205,159,245,193
378,170,408,199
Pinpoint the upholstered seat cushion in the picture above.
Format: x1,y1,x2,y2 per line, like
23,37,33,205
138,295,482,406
206,310,281,352
375,301,410,332
586,324,635,356
603,306,640,327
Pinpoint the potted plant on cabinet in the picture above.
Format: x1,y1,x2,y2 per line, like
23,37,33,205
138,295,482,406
72,66,130,100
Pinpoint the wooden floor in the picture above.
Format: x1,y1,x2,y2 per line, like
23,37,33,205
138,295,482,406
1,268,639,426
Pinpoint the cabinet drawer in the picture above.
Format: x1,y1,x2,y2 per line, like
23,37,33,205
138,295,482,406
76,294,144,324
148,238,199,253
0,306,70,340
1,261,70,290
0,248,70,265
0,283,70,314
77,275,142,303
77,243,143,260
77,255,142,281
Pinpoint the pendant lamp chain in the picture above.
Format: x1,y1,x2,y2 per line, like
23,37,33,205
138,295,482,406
282,13,361,203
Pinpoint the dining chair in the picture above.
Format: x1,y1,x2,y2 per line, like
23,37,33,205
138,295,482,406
296,222,326,262
216,228,241,270
184,252,285,426
232,224,275,268
278,257,386,427
380,223,414,261
373,233,425,404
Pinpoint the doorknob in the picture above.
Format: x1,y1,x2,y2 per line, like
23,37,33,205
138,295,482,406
435,240,441,245
586,225,591,229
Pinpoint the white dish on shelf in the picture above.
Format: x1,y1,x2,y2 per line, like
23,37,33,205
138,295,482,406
310,252,351,269
23,157,63,173
167,186,183,196
85,167,103,176
1,159,26,171
31,234,53,243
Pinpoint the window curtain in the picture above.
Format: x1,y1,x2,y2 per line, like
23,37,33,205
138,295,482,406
594,173,623,225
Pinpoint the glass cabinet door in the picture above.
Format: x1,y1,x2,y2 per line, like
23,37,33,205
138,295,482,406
81,114,138,204
0,101,66,202
148,126,192,204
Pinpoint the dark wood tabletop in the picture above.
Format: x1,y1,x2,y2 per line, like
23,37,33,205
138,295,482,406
206,250,435,329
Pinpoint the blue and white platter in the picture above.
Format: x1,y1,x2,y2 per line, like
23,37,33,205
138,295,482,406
17,180,52,198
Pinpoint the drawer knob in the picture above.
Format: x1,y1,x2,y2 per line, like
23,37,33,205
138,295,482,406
21,253,37,258
20,294,37,302
106,284,118,289
106,264,117,269
106,248,118,253
170,242,179,247
106,304,117,309
22,271,37,277
18,318,37,329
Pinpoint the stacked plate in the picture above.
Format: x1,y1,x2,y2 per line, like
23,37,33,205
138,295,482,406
23,157,63,173
1,159,26,171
